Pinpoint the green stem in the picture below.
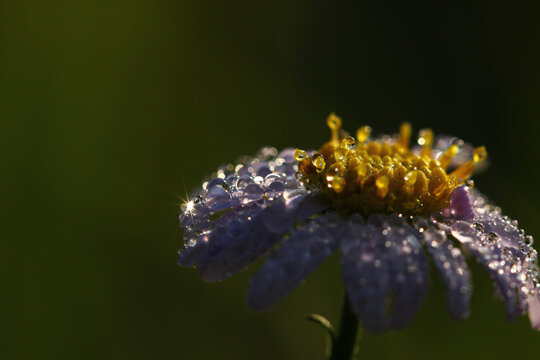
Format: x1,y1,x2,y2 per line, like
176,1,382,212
330,294,360,360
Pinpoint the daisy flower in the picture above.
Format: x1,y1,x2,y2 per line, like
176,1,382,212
178,114,540,358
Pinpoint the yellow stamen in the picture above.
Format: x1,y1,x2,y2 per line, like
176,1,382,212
295,116,486,216
356,126,372,143
418,129,434,157
375,175,389,198
438,144,459,169
399,122,412,148
450,146,487,179
404,170,418,194
327,175,346,193
327,113,342,144
357,161,368,174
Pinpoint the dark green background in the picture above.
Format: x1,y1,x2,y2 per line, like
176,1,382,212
2,1,540,359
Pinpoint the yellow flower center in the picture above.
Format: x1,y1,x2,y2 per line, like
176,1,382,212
295,113,487,216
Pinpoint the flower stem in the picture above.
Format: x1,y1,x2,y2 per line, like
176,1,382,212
330,294,360,360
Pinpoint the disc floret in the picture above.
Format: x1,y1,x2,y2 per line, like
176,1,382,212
295,113,487,216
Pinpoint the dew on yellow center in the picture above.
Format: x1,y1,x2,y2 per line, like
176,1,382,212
295,113,487,216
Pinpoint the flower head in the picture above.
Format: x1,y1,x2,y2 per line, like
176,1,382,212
178,114,540,332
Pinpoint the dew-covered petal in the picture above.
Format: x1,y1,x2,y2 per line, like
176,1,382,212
178,203,260,267
197,212,279,282
467,190,539,316
385,221,430,328
276,148,296,163
528,291,540,330
177,235,209,268
272,148,299,177
340,216,429,332
340,221,391,332
179,146,301,235
449,221,522,321
195,193,328,282
470,189,531,252
205,186,235,211
416,218,472,319
178,145,320,271
247,212,344,311
261,193,329,233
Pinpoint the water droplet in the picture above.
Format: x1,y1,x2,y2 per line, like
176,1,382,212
268,181,285,192
473,146,487,163
418,129,433,146
488,232,498,243
334,148,347,162
244,183,264,195
205,186,231,206
451,248,461,258
473,222,484,232
294,149,307,161
193,195,203,204
225,174,239,186
263,190,278,201
450,138,464,147
235,175,254,189
341,136,356,150
207,178,228,190
253,176,264,185
312,153,326,172
264,174,280,185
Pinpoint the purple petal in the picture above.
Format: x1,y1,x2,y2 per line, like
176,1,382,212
178,146,317,271
197,213,278,282
469,190,539,316
471,189,531,252
340,216,429,332
178,203,260,268
205,186,235,211
449,221,522,321
276,148,296,163
196,194,328,282
442,186,475,221
385,222,430,328
528,291,540,330
247,212,344,311
340,220,391,332
261,193,329,233
416,218,472,319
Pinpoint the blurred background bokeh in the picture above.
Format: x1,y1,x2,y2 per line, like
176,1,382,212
2,1,540,359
